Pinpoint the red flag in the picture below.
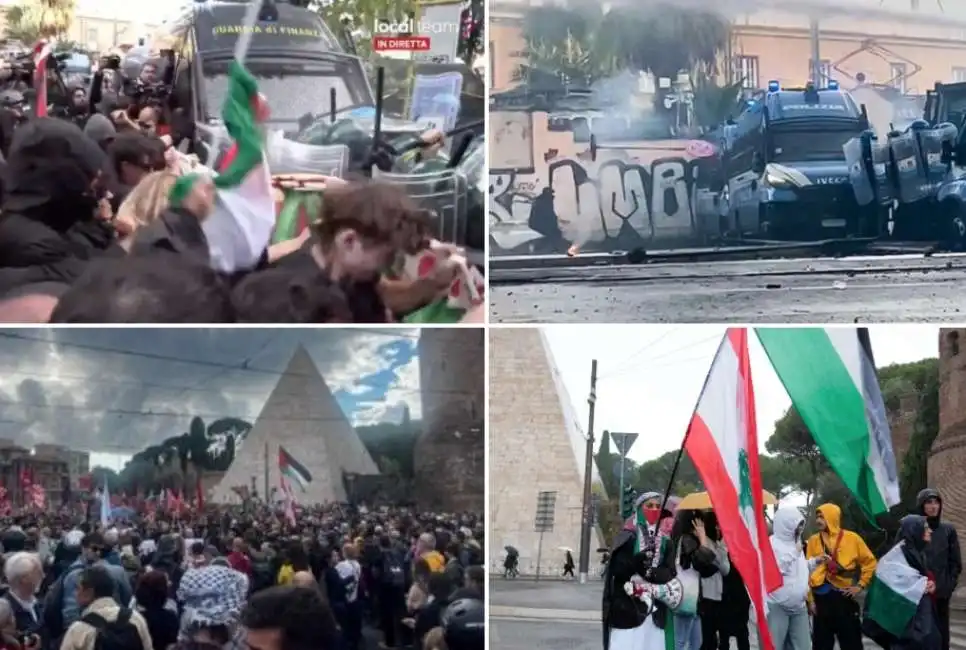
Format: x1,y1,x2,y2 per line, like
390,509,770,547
31,41,51,118
683,329,782,650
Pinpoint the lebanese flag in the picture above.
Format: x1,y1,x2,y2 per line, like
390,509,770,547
32,40,51,118
684,328,782,650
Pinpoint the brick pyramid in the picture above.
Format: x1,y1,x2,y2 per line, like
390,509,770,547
211,344,378,504
489,328,603,574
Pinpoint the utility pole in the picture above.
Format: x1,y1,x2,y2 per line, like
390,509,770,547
809,17,822,85
577,359,598,584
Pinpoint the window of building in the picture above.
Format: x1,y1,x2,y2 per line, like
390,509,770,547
734,55,759,89
890,62,908,93
808,59,833,84
954,67,966,83
87,28,98,44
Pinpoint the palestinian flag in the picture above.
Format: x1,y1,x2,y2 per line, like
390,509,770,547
683,328,782,650
170,61,275,272
756,327,900,521
864,542,928,643
279,445,312,491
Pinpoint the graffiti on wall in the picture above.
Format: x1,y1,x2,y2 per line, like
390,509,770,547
489,110,718,255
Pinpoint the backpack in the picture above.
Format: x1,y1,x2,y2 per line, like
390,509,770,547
42,569,72,636
383,551,406,588
81,608,144,650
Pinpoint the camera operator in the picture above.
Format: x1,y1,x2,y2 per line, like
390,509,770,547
85,53,121,117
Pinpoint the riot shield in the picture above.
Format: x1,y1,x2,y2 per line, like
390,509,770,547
869,136,895,205
265,130,350,177
372,165,471,246
915,123,957,181
844,137,876,206
889,130,929,203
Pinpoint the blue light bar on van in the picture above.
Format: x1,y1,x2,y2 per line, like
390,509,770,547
827,79,839,90
767,80,780,92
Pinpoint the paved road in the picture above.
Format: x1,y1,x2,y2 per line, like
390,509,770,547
489,253,966,323
490,579,966,649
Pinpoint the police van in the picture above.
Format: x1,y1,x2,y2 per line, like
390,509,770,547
153,0,374,160
719,80,874,239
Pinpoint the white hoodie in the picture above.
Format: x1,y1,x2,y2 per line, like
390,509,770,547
767,507,821,612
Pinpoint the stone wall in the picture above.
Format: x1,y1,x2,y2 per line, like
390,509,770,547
488,328,602,575
414,329,485,512
930,329,966,534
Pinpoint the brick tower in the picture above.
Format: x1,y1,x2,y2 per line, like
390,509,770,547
413,329,485,512
929,329,966,533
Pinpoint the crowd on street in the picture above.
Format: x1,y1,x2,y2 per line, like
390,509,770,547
0,500,484,650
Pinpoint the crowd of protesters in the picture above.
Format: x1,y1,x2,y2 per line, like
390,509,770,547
0,45,484,324
602,487,962,650
0,499,484,650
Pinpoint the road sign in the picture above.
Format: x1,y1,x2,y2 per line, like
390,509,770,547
611,432,639,457
534,491,557,532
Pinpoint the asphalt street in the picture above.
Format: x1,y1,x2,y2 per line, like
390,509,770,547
489,253,966,323
490,579,966,650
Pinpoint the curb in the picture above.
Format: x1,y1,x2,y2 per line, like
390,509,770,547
490,606,598,622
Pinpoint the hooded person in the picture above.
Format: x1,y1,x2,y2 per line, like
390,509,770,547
768,506,828,650
603,491,671,650
863,514,942,650
603,492,712,650
805,503,878,650
83,113,116,151
0,117,120,302
916,488,961,650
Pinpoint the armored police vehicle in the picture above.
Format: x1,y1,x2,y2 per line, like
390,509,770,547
719,80,874,239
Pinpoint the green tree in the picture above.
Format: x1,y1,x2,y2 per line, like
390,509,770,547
518,2,731,106
89,466,119,491
634,449,703,497
765,408,828,513
5,0,75,41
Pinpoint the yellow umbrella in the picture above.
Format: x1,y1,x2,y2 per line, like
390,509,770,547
677,490,778,510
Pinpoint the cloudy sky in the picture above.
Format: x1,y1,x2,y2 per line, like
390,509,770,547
0,329,421,470
544,325,940,466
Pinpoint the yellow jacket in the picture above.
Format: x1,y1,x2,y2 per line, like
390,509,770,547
277,563,295,585
422,550,446,573
805,503,877,590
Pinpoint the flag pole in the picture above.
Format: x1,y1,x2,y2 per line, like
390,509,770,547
658,331,731,517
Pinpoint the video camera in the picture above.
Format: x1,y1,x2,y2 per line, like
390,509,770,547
125,77,170,105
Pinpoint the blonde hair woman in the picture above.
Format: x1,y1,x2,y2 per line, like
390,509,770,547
114,171,179,250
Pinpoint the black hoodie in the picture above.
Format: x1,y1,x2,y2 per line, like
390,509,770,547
916,487,962,599
0,118,121,298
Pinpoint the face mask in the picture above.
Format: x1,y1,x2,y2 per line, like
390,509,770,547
642,507,661,526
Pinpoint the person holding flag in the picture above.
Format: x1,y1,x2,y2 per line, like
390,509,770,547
862,514,941,650
805,503,878,650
